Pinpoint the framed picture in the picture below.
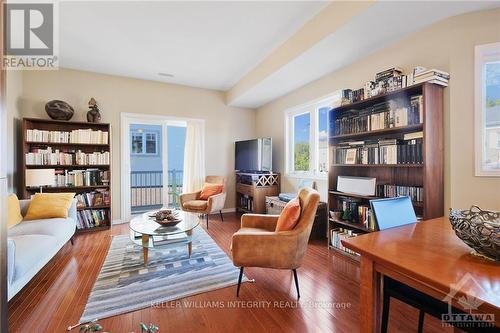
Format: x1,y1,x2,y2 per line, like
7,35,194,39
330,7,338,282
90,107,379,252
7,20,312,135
345,149,357,164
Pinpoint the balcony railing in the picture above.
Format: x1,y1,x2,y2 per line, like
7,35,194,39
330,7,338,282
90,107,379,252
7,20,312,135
131,170,183,213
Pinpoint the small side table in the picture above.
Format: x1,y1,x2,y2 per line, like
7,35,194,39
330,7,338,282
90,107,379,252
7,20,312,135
265,196,328,240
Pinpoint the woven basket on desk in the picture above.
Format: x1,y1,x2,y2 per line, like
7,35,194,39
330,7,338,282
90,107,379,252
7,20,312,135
449,206,500,261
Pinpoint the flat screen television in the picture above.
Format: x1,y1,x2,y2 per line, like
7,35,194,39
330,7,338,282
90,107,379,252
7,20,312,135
235,138,272,172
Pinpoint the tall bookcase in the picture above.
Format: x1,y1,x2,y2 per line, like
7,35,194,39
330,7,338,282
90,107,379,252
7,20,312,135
22,118,111,233
328,83,444,260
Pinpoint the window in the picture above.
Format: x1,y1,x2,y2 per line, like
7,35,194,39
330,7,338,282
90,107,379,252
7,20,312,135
475,42,500,176
131,131,158,155
286,93,340,177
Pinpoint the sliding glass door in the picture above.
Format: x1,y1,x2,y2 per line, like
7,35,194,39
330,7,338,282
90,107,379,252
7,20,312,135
127,121,186,215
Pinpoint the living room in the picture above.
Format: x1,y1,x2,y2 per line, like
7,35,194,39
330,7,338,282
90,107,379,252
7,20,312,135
1,1,499,332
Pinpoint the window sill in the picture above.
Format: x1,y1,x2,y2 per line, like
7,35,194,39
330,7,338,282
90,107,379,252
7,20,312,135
286,173,328,181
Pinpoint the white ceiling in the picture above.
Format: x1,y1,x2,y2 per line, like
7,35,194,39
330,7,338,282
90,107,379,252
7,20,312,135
59,1,500,108
230,1,500,108
59,1,328,91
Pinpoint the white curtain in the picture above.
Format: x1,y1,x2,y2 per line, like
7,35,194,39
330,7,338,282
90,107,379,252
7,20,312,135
182,120,206,193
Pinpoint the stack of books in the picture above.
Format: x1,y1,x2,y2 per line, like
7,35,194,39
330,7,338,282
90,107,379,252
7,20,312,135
376,185,423,202
412,68,449,87
76,209,108,230
334,136,424,165
75,189,110,208
333,95,423,136
26,129,108,144
330,228,360,256
26,147,110,166
54,168,108,187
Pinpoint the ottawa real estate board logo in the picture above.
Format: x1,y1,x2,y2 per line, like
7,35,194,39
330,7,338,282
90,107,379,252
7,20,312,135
3,1,58,70
441,273,496,329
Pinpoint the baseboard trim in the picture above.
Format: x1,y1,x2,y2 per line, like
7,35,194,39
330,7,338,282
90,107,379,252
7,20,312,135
221,208,236,213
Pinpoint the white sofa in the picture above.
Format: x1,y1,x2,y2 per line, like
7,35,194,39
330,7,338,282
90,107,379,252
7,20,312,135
7,199,77,300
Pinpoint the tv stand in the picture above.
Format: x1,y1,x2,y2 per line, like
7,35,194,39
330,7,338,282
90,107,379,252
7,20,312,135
235,172,280,213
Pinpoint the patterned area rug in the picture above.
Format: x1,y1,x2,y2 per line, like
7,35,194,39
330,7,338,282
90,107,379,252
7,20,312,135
80,227,246,323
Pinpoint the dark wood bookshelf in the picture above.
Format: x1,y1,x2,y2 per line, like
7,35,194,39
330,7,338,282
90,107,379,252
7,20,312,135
328,83,444,258
22,118,112,234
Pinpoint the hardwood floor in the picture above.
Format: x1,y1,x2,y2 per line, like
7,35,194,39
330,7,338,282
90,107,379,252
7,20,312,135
8,213,456,333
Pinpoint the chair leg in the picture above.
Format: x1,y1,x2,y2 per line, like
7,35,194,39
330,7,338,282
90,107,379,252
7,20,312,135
219,210,224,222
381,290,390,333
206,214,209,229
292,269,300,299
236,267,244,297
417,310,425,333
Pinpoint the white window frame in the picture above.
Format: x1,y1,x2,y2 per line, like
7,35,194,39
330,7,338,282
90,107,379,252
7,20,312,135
474,42,500,176
285,92,340,179
130,130,158,155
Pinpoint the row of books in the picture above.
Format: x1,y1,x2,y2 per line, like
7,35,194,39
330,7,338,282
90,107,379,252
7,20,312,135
54,169,109,187
76,209,109,230
75,189,110,208
337,200,376,231
330,228,360,256
332,95,423,135
26,129,109,144
376,185,423,203
334,138,424,165
25,147,110,165
239,195,253,212
332,66,449,106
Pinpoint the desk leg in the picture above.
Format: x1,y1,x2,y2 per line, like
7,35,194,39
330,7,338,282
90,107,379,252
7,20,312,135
360,256,381,333
141,234,149,266
187,230,193,257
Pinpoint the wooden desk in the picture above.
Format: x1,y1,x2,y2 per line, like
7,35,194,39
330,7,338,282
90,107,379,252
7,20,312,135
342,217,500,332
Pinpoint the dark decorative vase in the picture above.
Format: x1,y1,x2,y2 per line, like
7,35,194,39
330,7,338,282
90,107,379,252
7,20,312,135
449,206,500,261
45,100,74,120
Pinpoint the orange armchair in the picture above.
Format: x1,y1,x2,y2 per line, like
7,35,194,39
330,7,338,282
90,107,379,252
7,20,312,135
180,176,227,229
231,187,320,298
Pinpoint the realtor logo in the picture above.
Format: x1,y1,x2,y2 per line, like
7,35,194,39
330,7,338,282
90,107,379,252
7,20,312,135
441,273,496,329
2,1,58,69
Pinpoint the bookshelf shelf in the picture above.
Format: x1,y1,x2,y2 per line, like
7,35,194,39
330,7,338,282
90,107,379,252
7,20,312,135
26,164,110,169
332,164,423,168
77,205,110,211
329,124,423,140
329,218,372,233
22,118,112,234
328,245,360,262
328,83,444,258
26,141,109,147
26,185,110,191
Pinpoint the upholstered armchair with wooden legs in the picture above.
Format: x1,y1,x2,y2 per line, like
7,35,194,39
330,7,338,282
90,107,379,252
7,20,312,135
179,176,227,229
231,187,320,299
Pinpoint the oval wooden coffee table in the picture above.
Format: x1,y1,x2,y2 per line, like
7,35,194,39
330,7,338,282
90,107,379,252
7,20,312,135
129,210,200,266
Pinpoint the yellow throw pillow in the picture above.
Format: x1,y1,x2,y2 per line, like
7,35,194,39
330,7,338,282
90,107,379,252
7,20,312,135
7,194,23,229
24,193,75,221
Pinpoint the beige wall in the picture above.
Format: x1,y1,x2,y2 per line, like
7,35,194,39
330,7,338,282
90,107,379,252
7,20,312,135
5,71,23,194
19,69,256,220
256,8,500,211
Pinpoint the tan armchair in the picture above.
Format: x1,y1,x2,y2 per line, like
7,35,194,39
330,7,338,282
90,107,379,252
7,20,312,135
231,187,320,298
179,175,227,229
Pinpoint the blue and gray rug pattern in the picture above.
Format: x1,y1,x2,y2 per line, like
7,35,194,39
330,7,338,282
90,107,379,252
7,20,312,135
80,227,246,323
